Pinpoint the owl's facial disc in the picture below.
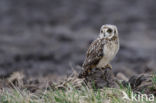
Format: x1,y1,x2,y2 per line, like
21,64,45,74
100,28,114,39
99,24,118,39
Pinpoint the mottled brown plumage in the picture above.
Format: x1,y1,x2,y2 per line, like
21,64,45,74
82,38,105,71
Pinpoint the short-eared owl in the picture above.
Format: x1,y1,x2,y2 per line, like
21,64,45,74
79,24,119,78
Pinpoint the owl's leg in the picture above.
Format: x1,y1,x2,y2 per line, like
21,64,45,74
105,64,112,69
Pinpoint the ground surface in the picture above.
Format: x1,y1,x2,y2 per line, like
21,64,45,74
0,73,156,103
0,0,156,79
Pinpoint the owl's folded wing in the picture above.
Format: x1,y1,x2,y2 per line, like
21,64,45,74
82,38,105,70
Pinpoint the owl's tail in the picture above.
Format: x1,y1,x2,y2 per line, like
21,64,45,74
78,67,90,78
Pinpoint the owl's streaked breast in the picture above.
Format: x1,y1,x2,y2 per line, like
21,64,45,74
97,39,119,68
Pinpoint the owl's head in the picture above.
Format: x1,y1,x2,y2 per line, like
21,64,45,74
99,24,118,39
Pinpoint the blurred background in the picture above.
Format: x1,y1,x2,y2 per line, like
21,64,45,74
0,0,156,79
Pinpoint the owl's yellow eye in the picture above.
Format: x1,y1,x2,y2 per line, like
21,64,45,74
101,30,103,33
107,29,112,33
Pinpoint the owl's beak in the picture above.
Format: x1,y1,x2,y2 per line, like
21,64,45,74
103,33,106,37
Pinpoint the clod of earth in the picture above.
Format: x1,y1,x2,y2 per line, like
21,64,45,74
79,67,119,88
78,67,156,95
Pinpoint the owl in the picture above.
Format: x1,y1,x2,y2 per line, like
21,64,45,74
79,24,119,78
